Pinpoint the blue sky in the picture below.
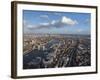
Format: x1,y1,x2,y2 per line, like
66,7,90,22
23,10,91,35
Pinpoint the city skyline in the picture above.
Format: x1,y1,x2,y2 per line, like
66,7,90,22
23,10,91,35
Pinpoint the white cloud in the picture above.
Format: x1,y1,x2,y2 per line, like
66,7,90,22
51,20,58,25
24,16,78,31
61,16,78,26
39,22,50,26
27,25,33,28
26,24,38,29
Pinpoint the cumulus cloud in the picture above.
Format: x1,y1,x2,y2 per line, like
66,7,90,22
39,22,50,26
24,16,78,30
26,23,51,30
51,20,57,25
61,16,78,26
27,25,38,29
50,16,78,28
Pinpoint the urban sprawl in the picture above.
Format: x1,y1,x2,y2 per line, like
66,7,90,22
23,34,91,69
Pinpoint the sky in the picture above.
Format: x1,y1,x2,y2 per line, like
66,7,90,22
23,10,91,35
